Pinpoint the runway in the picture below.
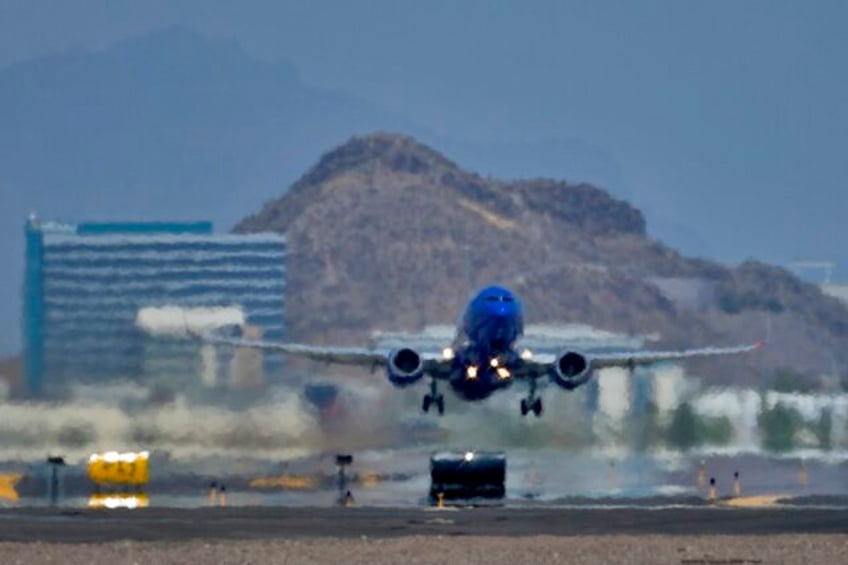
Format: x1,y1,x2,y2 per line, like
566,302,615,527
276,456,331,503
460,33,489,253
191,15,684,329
0,505,845,543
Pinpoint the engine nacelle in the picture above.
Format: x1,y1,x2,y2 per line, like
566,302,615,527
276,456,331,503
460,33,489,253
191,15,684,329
551,350,593,390
387,348,425,387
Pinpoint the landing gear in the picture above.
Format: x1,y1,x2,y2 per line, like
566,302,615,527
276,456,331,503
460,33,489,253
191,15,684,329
532,397,543,416
520,397,543,417
422,394,445,415
521,380,543,417
422,380,445,416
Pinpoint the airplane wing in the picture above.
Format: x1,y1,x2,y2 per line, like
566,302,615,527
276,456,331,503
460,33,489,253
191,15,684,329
197,332,762,383
197,335,388,367
195,333,453,376
589,341,765,370
515,341,764,380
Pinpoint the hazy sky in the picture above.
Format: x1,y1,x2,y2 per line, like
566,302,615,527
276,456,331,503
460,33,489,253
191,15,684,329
1,1,847,351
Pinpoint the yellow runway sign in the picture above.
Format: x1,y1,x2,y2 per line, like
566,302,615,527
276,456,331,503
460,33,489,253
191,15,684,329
88,451,149,485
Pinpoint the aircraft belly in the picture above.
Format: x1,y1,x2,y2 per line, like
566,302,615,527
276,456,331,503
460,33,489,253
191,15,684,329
449,372,512,401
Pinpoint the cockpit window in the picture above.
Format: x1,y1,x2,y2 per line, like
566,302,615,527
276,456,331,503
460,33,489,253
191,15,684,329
486,294,513,302
486,295,500,302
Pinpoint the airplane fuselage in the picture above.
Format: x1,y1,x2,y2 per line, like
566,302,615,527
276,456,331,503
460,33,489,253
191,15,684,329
447,286,525,401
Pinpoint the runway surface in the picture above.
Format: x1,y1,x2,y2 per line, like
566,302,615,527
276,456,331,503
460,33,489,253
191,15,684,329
0,505,845,543
9,448,848,508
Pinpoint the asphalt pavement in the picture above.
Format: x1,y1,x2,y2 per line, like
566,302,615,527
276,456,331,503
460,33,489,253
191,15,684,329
0,505,845,543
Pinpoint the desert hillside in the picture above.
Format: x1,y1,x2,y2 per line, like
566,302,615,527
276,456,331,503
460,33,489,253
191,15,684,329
236,133,848,386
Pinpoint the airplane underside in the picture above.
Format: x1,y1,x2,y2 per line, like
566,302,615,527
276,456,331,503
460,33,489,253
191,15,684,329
448,369,512,401
421,365,545,417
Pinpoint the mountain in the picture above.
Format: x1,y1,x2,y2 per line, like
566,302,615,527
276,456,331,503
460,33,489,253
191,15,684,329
0,27,409,353
1,27,616,355
236,132,848,386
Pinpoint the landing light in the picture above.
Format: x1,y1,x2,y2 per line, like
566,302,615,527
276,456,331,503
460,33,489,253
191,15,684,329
489,358,499,368
496,367,511,380
520,348,533,360
464,451,475,462
466,365,478,379
442,347,455,360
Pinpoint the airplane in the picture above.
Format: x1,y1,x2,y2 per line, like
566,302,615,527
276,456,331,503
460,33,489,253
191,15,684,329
202,285,763,417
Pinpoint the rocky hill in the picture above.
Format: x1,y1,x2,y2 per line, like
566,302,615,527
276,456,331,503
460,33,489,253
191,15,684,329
236,133,848,386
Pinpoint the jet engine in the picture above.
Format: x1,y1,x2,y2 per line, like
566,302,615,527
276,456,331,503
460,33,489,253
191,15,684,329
551,350,593,390
387,348,425,387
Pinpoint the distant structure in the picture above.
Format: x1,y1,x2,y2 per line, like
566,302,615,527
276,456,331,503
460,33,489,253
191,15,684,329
789,259,836,285
789,259,848,307
822,284,848,305
22,217,285,396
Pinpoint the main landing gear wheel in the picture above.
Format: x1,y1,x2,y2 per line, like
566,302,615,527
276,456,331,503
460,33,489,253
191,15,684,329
532,397,543,416
422,393,445,415
521,397,543,417
423,380,445,416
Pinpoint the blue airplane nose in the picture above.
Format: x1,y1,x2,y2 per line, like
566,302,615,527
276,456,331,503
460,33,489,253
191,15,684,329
489,301,513,318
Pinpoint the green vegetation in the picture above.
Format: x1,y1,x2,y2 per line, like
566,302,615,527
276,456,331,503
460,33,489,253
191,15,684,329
716,287,784,314
699,415,735,445
664,402,734,451
813,409,833,451
624,402,664,452
772,368,815,393
666,402,699,450
758,402,803,452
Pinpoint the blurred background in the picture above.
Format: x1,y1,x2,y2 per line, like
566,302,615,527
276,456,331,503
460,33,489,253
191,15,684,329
1,1,847,506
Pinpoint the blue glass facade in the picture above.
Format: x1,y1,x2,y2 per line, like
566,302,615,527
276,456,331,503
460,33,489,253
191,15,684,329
23,218,285,395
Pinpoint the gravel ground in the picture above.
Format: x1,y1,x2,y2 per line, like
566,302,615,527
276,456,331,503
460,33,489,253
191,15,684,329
1,535,846,564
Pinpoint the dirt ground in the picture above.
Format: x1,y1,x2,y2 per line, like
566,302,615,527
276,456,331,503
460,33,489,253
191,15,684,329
1,535,846,565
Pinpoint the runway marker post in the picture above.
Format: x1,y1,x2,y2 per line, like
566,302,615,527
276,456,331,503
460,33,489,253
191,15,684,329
209,481,218,506
336,454,354,506
219,484,227,507
697,460,706,489
708,477,717,503
607,459,616,491
46,456,66,507
798,460,808,489
733,471,741,498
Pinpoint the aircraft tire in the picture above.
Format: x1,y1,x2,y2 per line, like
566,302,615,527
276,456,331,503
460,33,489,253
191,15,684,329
532,397,543,417
422,395,432,413
520,399,529,416
436,395,445,416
